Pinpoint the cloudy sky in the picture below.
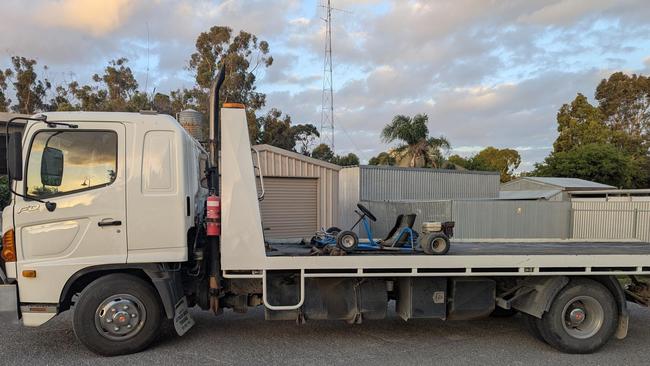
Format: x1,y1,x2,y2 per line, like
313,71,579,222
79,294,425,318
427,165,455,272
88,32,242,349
2,0,650,170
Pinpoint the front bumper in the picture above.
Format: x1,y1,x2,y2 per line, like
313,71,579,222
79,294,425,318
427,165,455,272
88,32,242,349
0,284,19,324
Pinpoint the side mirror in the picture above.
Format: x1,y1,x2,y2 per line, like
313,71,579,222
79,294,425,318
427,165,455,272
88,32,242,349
41,146,63,187
6,132,23,181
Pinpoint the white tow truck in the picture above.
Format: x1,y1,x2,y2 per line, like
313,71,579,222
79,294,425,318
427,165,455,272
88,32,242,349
1,73,650,356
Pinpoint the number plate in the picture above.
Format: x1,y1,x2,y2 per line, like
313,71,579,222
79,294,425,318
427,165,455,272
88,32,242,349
173,297,195,336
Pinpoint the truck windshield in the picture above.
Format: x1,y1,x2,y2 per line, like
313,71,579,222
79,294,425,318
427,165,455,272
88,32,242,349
25,130,117,199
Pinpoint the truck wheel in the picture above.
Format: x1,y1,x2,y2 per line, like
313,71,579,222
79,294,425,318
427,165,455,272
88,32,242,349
73,273,163,356
536,278,617,354
420,233,450,255
336,231,359,252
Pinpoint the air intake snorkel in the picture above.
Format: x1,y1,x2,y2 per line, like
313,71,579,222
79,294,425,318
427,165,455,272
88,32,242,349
206,65,226,314
208,65,226,189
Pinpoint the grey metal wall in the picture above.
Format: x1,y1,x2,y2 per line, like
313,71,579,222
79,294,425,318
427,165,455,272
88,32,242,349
362,200,571,239
500,179,554,191
339,167,360,233
359,166,500,201
451,201,571,239
362,200,452,238
572,201,650,242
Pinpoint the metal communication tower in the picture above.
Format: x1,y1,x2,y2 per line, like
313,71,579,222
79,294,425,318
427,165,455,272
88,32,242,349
320,0,335,152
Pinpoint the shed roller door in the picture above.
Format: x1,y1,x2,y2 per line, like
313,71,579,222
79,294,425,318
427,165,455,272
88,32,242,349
259,177,318,239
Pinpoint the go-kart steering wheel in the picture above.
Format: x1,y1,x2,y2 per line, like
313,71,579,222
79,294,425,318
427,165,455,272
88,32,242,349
356,203,377,222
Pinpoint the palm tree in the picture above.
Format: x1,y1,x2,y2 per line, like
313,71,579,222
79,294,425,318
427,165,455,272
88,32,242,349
381,114,450,168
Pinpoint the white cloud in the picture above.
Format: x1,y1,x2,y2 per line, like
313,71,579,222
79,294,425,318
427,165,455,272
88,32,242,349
289,17,310,26
1,0,649,169
35,0,138,36
517,0,616,26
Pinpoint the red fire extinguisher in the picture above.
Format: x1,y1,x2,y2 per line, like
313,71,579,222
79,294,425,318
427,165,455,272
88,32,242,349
206,194,221,236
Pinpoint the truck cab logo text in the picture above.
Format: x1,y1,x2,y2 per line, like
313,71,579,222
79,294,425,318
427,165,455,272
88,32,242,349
17,205,40,214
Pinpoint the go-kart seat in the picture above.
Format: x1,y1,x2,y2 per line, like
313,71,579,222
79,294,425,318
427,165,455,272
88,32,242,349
381,213,417,247
382,214,404,242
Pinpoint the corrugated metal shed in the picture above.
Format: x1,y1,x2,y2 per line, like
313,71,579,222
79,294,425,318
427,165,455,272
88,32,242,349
502,177,614,191
498,190,562,201
524,177,615,189
253,144,340,238
570,189,650,202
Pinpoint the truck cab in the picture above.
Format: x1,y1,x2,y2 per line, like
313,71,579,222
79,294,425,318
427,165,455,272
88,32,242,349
1,111,207,327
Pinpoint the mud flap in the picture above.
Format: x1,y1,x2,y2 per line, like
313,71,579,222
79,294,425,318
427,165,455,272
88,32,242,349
173,297,195,336
0,284,19,325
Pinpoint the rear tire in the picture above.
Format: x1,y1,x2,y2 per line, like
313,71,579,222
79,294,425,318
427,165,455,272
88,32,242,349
73,273,163,356
420,233,450,255
536,278,617,354
336,231,359,252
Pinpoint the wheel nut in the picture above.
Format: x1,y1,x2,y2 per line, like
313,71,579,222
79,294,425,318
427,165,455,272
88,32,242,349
131,313,137,318
114,326,120,331
127,324,132,329
123,305,129,310
106,319,112,323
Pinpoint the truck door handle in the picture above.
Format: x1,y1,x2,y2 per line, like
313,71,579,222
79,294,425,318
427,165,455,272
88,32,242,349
98,220,122,227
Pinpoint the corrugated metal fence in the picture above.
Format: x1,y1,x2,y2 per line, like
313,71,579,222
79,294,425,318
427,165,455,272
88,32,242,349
362,200,571,239
452,201,571,239
361,201,452,238
360,200,650,241
572,201,650,242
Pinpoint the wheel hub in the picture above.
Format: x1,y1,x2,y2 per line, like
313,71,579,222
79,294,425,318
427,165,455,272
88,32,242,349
95,294,146,341
561,296,604,339
568,308,586,326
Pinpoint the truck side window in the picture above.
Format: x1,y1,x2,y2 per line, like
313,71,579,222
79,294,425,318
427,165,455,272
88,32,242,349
26,130,118,199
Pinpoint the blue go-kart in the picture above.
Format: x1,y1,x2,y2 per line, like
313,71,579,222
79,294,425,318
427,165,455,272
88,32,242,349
310,203,452,255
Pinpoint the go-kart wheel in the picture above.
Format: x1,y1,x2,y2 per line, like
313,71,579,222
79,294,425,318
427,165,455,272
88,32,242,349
326,226,342,235
336,231,359,252
420,232,450,255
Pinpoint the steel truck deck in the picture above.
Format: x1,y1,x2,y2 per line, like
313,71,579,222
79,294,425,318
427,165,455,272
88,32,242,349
267,241,650,256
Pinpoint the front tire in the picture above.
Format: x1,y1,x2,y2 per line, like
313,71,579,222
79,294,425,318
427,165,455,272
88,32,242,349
536,278,617,354
73,273,163,356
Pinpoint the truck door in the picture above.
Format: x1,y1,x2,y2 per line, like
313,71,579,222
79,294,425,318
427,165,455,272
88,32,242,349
13,123,126,305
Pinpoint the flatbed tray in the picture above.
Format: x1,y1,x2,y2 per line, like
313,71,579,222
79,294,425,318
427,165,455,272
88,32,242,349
266,241,650,257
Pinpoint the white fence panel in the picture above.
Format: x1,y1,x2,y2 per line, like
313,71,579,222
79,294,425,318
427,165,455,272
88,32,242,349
571,201,650,241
